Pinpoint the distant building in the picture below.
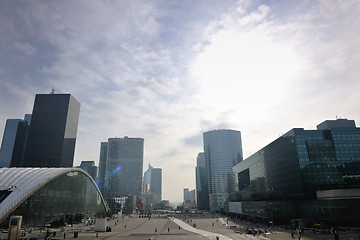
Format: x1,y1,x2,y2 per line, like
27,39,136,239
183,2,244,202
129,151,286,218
195,152,208,210
103,137,144,213
159,200,170,209
317,118,356,130
143,164,162,204
78,161,98,180
141,192,156,210
183,188,196,209
24,114,32,125
97,142,108,193
22,93,80,167
203,129,243,212
231,119,360,225
0,119,29,167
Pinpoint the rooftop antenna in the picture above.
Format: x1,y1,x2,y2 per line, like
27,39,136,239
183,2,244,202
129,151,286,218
51,87,55,94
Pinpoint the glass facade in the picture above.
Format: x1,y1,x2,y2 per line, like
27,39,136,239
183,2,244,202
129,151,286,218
104,137,144,213
0,119,29,167
97,142,108,193
203,129,243,212
0,170,107,227
195,152,209,210
231,123,360,225
143,164,162,205
22,94,80,167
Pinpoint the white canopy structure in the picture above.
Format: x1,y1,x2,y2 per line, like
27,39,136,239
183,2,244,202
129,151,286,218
0,168,106,224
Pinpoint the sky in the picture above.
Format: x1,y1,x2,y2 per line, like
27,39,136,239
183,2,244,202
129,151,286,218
0,0,359,202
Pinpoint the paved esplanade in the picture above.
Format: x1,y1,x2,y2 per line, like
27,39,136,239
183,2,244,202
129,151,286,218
27,215,358,240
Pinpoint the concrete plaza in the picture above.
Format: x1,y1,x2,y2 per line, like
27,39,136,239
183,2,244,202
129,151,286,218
54,214,360,240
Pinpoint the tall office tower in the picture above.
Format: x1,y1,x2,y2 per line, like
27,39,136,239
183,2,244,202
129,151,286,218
0,119,29,167
104,137,144,212
79,161,98,180
143,164,162,203
22,93,80,167
97,142,108,193
195,152,209,210
203,129,243,212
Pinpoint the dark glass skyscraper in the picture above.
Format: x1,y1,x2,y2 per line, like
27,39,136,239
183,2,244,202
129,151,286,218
98,142,108,194
0,119,29,167
22,93,80,167
195,152,209,210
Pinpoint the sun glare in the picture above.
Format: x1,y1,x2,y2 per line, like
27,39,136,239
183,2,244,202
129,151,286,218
193,29,302,113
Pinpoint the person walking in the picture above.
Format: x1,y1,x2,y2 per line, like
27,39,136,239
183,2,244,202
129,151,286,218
297,229,301,240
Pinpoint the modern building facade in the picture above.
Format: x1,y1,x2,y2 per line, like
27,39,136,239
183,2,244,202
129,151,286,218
103,137,144,213
0,168,108,228
97,142,108,193
78,161,98,180
195,152,209,210
0,118,29,167
203,129,243,212
22,93,80,167
143,164,162,204
184,188,196,209
231,119,360,226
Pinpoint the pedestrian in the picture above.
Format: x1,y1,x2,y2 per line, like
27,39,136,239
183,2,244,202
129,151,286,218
125,225,126,228
96,232,98,237
291,231,295,239
168,228,170,232
297,229,301,240
179,226,181,230
63,232,66,239
155,228,157,232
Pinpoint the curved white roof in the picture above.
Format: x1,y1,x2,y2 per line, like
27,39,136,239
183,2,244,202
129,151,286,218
0,167,106,224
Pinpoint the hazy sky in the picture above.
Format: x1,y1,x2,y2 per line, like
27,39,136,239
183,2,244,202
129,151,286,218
0,0,359,202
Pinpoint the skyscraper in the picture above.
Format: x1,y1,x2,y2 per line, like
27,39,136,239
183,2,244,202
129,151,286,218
22,93,80,167
203,129,243,212
97,142,108,194
0,118,29,167
104,137,144,212
183,188,196,209
195,152,209,210
78,161,98,180
143,164,162,203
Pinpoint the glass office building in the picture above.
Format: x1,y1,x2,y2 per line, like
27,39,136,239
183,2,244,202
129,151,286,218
103,137,144,213
22,93,80,167
195,152,209,210
143,164,162,204
0,168,108,227
203,129,243,212
231,119,360,226
0,119,29,167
